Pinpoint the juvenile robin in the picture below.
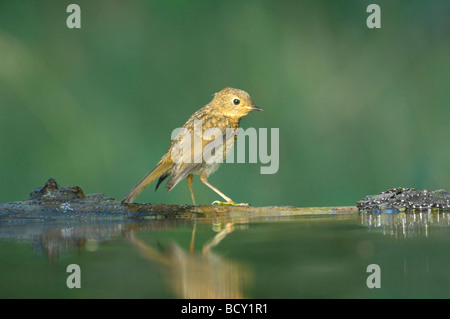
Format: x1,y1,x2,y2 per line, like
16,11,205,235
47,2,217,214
121,87,262,205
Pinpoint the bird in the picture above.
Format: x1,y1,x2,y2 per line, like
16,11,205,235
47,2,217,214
121,87,262,205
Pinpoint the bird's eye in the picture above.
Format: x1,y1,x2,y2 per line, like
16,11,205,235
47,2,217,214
233,98,240,105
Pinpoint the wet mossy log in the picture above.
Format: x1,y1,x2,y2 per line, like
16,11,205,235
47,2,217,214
3,179,448,222
0,178,357,221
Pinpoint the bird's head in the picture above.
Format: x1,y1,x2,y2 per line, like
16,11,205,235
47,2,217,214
211,87,262,119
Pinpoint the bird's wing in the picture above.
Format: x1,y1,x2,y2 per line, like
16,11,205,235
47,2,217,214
165,126,231,192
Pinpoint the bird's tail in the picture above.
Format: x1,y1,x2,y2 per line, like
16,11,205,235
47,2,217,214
121,160,173,204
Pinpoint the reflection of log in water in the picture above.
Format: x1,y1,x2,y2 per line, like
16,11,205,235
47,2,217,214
0,220,187,260
359,211,450,238
127,223,251,299
0,220,131,260
358,187,450,238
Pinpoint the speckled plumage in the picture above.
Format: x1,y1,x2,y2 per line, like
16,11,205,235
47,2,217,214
122,87,261,205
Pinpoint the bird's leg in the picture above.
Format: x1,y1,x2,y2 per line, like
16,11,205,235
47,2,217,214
187,174,196,206
202,222,234,255
200,173,234,204
200,173,249,206
189,221,197,255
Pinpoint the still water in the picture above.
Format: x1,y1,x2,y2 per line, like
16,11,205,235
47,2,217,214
0,208,449,298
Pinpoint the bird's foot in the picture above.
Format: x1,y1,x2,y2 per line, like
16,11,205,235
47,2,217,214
211,200,250,207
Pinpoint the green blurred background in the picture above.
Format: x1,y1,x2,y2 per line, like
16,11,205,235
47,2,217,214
0,0,449,207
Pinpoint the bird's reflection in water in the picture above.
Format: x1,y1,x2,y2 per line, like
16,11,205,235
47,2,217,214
126,221,251,299
0,218,252,298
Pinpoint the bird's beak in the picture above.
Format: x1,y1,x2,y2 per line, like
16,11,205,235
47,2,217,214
248,105,263,111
